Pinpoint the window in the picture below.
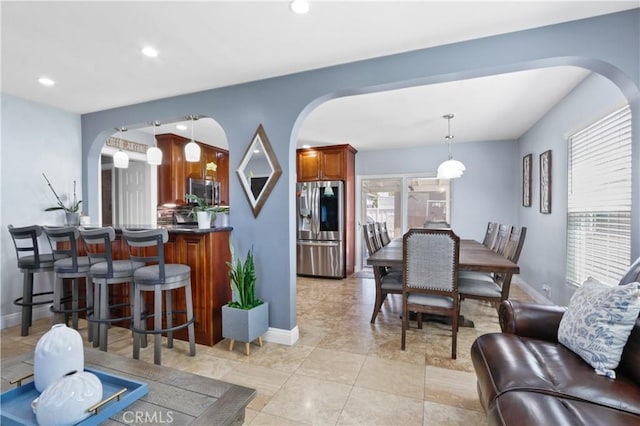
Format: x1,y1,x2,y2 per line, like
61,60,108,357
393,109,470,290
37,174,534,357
567,105,632,286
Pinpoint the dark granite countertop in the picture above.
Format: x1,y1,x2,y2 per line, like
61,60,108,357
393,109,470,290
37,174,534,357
106,225,233,234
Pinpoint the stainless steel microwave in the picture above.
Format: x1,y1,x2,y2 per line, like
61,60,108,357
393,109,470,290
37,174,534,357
187,178,220,206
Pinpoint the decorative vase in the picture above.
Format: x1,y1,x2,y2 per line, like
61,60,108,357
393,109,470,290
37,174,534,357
65,211,80,226
197,211,211,229
34,324,84,392
214,212,229,228
32,371,103,426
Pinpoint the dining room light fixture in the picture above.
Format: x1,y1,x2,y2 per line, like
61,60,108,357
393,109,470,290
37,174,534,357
146,121,163,165
184,115,201,162
289,0,310,14
113,127,130,169
436,114,466,179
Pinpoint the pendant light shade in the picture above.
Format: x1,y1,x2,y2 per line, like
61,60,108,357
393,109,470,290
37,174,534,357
147,121,163,165
113,127,129,169
185,115,201,162
436,114,465,179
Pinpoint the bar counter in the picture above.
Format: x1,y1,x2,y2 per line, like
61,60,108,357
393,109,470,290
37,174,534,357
83,224,233,346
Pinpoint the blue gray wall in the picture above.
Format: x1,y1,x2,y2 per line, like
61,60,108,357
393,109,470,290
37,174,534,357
518,73,628,304
78,9,639,333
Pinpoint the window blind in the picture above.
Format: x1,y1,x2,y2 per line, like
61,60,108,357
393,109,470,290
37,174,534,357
567,105,631,286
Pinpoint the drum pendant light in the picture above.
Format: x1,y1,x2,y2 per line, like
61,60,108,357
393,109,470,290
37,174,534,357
436,114,466,179
113,127,129,169
146,121,163,165
184,115,201,162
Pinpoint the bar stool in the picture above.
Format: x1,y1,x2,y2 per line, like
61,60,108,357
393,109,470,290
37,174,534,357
7,225,57,336
42,226,94,341
121,228,195,365
79,227,144,352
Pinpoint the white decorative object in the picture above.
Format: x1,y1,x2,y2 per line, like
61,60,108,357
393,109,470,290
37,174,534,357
34,324,84,392
558,278,640,378
197,211,211,229
32,371,103,426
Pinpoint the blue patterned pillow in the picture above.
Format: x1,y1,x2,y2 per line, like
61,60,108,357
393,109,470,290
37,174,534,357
558,278,640,379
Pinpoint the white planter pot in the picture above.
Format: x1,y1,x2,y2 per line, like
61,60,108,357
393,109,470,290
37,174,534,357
214,212,229,227
32,371,103,426
196,211,211,229
34,324,84,392
222,302,269,343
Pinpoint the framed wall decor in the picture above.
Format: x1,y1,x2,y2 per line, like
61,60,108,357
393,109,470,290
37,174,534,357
522,154,532,207
539,150,552,214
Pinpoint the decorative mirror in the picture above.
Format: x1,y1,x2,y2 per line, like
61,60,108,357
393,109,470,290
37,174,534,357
237,124,282,217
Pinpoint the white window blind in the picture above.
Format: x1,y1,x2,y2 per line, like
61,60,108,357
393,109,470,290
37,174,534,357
567,105,632,286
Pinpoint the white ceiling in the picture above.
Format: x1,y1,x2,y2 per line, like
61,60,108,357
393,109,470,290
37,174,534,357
1,1,636,151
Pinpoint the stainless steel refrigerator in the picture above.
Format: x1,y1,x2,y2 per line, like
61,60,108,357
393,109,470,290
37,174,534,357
296,181,345,278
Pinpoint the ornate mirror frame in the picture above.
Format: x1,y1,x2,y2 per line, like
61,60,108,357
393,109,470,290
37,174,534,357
237,124,282,217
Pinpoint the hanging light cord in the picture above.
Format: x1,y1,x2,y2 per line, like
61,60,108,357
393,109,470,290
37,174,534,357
444,114,454,160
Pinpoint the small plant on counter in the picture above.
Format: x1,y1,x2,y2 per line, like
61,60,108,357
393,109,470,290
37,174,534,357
42,173,82,213
185,193,216,220
226,241,262,310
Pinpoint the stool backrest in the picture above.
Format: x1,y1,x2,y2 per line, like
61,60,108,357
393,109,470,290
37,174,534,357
121,229,169,281
79,227,117,277
8,225,45,269
43,226,81,270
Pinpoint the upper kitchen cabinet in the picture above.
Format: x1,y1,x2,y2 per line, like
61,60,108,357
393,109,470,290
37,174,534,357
296,144,357,182
156,133,229,206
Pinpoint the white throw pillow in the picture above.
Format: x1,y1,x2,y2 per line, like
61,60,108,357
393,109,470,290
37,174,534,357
558,277,640,379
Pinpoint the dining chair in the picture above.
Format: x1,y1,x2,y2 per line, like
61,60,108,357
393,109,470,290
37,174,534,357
482,222,498,247
42,226,93,340
121,228,196,366
401,228,460,359
372,223,385,251
7,225,57,336
378,222,391,246
364,225,402,323
491,224,512,255
80,227,144,352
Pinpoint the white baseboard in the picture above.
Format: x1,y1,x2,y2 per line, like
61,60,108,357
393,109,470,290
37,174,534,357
263,325,299,346
513,276,552,305
0,306,53,330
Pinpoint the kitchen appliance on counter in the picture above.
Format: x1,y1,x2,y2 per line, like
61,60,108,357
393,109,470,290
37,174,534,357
296,181,345,278
187,178,220,206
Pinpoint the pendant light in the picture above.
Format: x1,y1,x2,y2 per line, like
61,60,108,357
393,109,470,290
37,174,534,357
184,115,201,162
146,121,163,165
113,127,129,169
436,114,466,179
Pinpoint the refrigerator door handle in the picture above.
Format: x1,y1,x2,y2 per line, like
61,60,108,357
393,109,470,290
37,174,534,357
312,186,320,235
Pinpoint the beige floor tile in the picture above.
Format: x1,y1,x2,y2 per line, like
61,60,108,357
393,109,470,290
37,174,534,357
423,401,485,425
221,363,291,411
243,342,314,374
250,412,310,425
262,375,352,425
179,353,241,379
337,386,424,426
296,347,366,385
243,408,260,425
355,356,425,400
424,366,482,411
295,324,328,348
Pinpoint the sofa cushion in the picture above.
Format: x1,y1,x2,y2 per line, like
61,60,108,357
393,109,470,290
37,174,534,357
557,278,640,378
487,391,640,426
471,333,640,417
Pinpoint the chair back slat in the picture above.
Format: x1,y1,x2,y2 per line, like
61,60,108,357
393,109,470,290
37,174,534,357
491,224,512,256
43,226,80,269
79,227,117,277
121,229,168,282
503,226,527,263
379,222,391,246
8,225,44,268
482,222,498,247
363,223,380,254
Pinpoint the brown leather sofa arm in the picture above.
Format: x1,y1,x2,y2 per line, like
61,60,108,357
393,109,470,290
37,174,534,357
499,300,567,343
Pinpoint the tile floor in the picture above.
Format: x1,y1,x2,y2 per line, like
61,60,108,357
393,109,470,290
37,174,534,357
1,273,533,425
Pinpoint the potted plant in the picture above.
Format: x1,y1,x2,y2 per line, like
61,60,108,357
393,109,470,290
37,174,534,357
185,193,216,229
222,241,268,355
43,173,82,225
213,206,230,227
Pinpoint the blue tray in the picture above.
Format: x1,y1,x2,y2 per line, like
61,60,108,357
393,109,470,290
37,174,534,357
0,368,148,426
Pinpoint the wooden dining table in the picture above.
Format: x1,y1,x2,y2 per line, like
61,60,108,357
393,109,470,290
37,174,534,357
366,238,520,325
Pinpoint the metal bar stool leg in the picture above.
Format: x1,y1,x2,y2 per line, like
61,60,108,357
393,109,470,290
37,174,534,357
185,281,196,357
166,290,173,349
71,278,80,329
133,285,142,360
52,275,65,325
21,273,33,336
99,282,109,351
154,287,163,365
85,274,94,342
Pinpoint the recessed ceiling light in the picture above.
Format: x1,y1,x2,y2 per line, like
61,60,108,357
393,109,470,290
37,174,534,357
176,124,187,131
38,77,55,87
141,46,158,57
289,0,310,14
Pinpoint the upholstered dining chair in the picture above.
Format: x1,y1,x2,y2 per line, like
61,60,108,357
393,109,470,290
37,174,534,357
43,226,93,340
80,227,144,352
121,228,196,366
363,224,402,323
401,228,460,359
7,225,57,336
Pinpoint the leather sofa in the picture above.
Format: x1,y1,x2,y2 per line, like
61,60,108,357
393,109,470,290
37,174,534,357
471,259,640,425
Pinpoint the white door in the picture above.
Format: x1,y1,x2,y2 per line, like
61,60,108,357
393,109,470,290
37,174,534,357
118,160,150,226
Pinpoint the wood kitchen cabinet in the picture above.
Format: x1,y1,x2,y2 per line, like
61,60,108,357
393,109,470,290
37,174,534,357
296,144,357,276
156,133,229,205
